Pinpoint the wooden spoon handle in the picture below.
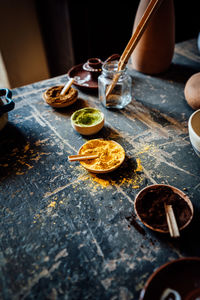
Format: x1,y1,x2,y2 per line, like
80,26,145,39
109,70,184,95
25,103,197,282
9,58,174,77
68,154,98,162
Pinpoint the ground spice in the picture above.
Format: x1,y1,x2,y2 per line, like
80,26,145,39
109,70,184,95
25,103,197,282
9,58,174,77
76,143,150,189
79,139,125,171
71,107,103,126
43,85,78,107
77,157,144,189
135,158,143,172
90,174,112,187
136,186,192,231
48,201,56,208
137,145,151,155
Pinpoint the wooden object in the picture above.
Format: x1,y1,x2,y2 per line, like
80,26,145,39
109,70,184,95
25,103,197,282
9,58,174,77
1,39,200,299
106,0,164,99
60,78,74,95
164,203,180,238
43,85,78,108
131,0,175,74
68,154,99,161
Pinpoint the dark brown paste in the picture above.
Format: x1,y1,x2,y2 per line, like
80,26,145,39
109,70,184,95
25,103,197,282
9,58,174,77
135,186,192,231
43,85,78,107
45,86,77,102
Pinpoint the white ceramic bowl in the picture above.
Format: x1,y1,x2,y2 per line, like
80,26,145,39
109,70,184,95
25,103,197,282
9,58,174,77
188,109,200,157
71,107,104,135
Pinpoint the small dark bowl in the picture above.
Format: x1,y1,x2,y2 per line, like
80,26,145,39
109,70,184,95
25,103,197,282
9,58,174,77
140,257,200,300
134,184,193,233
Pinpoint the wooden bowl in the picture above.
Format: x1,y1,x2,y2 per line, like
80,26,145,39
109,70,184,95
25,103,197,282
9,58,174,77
134,184,193,233
71,107,104,136
140,257,200,300
43,85,78,108
78,139,125,173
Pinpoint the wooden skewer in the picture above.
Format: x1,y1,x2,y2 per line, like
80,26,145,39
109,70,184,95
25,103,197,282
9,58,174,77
68,154,98,162
60,78,74,95
106,0,164,99
164,203,180,238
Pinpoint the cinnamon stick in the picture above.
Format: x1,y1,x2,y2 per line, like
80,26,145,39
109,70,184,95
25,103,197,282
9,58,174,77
164,203,180,238
68,154,98,162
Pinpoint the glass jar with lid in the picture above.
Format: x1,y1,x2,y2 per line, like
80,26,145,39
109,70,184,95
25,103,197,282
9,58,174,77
98,60,132,109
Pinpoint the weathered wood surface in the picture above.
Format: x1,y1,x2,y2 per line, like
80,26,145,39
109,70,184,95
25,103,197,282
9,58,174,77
0,39,200,300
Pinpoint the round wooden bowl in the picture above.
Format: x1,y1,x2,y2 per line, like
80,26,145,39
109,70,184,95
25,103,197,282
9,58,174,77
139,257,200,300
78,139,125,173
43,85,78,108
134,184,193,233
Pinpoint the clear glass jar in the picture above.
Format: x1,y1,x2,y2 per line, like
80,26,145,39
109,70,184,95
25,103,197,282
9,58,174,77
98,60,132,109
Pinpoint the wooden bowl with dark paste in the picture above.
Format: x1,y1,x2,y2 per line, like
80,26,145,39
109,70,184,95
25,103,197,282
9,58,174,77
134,184,193,234
43,85,78,108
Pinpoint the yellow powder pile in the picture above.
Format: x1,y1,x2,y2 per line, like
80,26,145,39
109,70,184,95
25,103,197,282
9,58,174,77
79,139,125,171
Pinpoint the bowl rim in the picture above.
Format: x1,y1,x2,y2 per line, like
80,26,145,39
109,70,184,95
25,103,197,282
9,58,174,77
188,108,200,141
139,257,200,300
71,107,104,129
78,138,125,173
134,184,194,233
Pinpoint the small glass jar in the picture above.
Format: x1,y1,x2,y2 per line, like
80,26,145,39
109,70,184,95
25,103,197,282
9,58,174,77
98,60,132,109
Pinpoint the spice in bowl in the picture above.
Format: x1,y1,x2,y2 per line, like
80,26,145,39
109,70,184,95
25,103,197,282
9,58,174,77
78,139,125,173
134,184,193,233
71,107,104,135
43,85,78,108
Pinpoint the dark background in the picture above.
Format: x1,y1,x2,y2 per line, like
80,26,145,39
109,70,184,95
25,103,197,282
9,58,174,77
36,0,199,77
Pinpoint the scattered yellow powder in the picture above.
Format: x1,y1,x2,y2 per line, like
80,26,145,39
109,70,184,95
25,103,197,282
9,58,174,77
34,214,41,219
24,143,30,152
75,143,158,189
48,201,56,208
16,171,25,175
90,174,112,187
137,145,151,155
118,172,143,189
33,213,41,223
18,160,33,169
31,152,50,162
78,158,144,189
136,143,157,157
135,158,143,172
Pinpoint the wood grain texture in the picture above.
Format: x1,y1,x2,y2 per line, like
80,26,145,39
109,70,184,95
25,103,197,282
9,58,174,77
0,39,200,300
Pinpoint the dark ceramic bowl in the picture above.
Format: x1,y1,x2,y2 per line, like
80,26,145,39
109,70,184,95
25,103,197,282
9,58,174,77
67,54,120,91
134,184,193,233
140,257,200,300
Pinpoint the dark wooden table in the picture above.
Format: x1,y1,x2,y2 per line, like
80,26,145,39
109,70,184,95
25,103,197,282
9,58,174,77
1,39,200,300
